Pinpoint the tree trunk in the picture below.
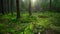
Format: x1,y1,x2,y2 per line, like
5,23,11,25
10,0,13,15
1,0,5,15
29,0,32,16
50,0,51,11
16,0,20,20
7,0,9,13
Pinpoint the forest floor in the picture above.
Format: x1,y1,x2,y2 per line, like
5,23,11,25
0,11,60,34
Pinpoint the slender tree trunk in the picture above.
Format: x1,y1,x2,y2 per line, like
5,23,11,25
3,0,6,14
16,0,20,19
29,0,32,16
0,0,1,13
1,0,5,15
50,0,51,11
7,0,9,13
9,0,11,13
5,0,8,14
10,0,13,15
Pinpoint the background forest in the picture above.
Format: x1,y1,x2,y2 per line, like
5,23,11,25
0,0,60,34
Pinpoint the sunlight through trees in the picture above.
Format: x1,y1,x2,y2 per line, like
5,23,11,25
0,0,60,34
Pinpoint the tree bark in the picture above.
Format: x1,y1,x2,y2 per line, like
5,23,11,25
1,0,5,15
7,0,9,13
50,0,51,11
10,0,13,15
29,0,32,16
16,0,20,19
